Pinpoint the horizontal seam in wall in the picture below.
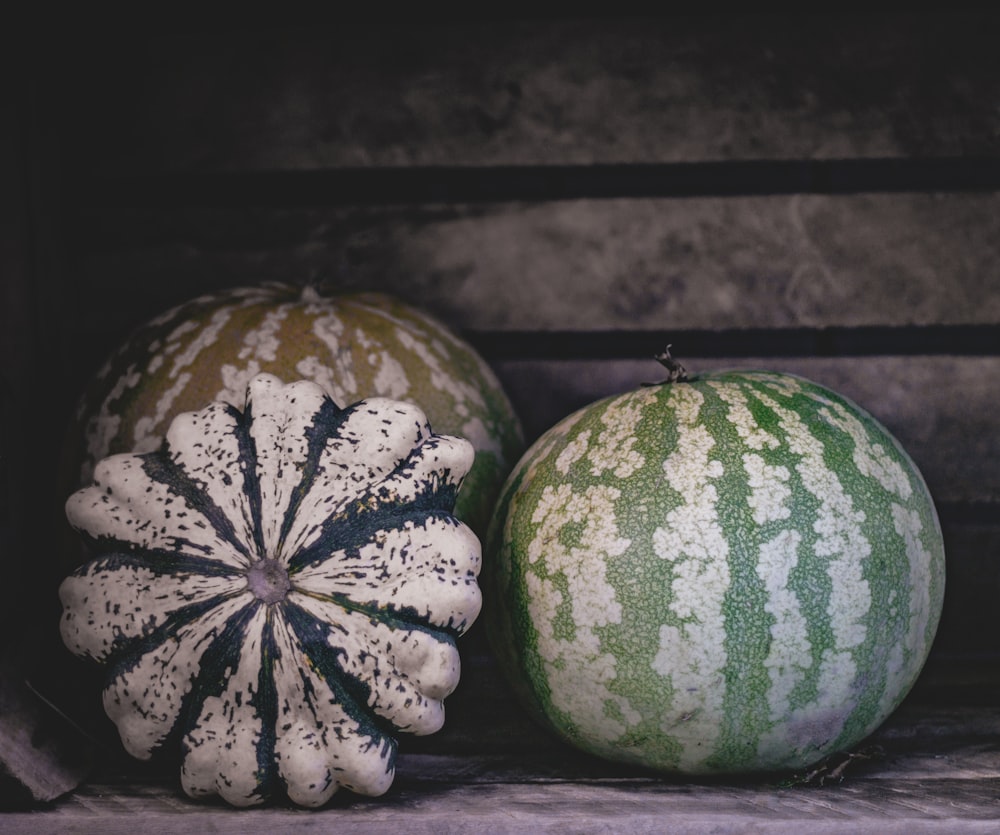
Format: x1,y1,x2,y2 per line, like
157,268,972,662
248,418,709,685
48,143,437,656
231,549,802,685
77,158,1000,207
466,325,1000,360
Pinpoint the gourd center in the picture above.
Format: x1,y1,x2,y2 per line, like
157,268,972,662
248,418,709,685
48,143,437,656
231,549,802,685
246,558,292,604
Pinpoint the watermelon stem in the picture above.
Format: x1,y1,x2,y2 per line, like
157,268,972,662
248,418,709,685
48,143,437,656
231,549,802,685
649,345,689,384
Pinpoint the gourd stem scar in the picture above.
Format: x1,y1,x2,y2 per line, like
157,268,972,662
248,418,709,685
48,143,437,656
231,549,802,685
246,558,292,604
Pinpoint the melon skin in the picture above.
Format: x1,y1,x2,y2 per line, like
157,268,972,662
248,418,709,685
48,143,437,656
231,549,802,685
60,283,523,543
484,369,945,776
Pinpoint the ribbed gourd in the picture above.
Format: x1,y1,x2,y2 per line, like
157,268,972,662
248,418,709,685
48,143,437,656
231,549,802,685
60,373,482,807
485,358,945,776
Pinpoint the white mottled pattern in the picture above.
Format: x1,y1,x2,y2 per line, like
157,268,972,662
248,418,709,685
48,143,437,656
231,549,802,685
883,503,934,705
460,416,504,459
754,529,813,759
181,605,268,806
745,372,810,400
294,355,356,406
82,363,141,484
236,307,288,362
525,482,638,744
210,307,292,407
710,381,780,450
164,318,199,344
396,327,483,417
743,453,792,525
748,387,873,757
169,306,234,377
305,312,359,401
133,370,192,452
370,349,411,400
820,401,914,500
555,430,591,475
586,389,657,479
650,385,730,770
519,410,588,487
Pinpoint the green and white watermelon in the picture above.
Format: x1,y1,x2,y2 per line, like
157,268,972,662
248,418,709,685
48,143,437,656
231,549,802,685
60,283,523,543
484,364,945,775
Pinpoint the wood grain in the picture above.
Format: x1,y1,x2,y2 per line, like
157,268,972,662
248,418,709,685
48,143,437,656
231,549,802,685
69,193,1000,342
0,666,92,804
3,696,1000,832
62,13,1000,173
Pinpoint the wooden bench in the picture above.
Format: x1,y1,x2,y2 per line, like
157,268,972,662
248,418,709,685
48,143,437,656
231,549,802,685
2,12,999,831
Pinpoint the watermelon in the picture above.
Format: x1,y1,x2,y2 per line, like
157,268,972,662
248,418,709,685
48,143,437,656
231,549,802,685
60,283,523,543
484,363,945,775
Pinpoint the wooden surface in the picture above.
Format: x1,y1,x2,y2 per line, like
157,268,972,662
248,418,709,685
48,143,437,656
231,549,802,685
3,11,1000,827
0,666,93,803
69,193,1000,332
66,13,1000,170
3,659,1000,831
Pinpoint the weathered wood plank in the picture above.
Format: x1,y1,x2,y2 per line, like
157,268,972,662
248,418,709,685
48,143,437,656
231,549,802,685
0,666,93,804
63,13,1000,174
924,523,1000,657
5,784,997,834
68,193,1000,345
4,708,1000,833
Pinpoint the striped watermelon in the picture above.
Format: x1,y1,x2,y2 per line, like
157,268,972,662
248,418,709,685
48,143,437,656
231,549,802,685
60,283,523,542
60,374,481,807
484,364,945,775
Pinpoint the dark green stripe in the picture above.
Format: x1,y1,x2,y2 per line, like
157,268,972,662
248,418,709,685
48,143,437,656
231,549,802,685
702,382,773,772
282,599,400,748
811,398,909,751
239,394,268,560
287,448,462,574
600,388,684,768
273,395,351,558
290,511,472,637
254,610,281,800
75,548,244,581
141,406,257,563
175,603,275,803
102,595,253,761
753,382,831,720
